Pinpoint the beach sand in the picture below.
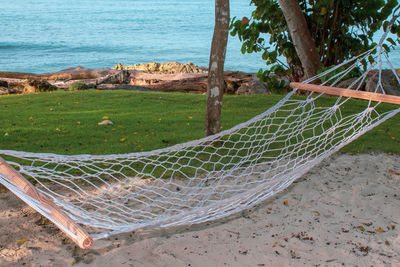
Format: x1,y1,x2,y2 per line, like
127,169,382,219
1,153,400,266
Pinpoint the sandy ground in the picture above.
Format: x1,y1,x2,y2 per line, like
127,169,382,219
1,153,400,266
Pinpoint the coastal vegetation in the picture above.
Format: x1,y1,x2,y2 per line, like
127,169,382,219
0,90,399,155
231,0,400,83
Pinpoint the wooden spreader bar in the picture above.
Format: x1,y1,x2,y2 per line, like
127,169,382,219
290,82,400,105
0,157,93,249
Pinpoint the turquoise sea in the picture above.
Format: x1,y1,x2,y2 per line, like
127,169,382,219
0,0,399,74
0,0,265,74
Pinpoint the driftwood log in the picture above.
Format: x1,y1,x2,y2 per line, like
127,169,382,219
0,67,271,95
2,66,400,96
0,67,117,80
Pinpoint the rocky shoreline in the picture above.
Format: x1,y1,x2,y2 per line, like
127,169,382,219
1,62,399,96
0,62,272,96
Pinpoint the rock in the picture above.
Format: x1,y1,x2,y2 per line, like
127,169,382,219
365,72,379,93
365,69,400,96
158,62,207,74
225,80,237,94
0,66,271,95
236,79,269,95
112,63,125,71
14,81,36,94
113,62,207,74
100,70,130,84
0,80,9,95
0,87,8,95
28,79,58,92
113,62,158,72
137,62,160,73
9,79,57,94
67,81,92,91
0,80,8,87
336,77,365,90
228,73,270,95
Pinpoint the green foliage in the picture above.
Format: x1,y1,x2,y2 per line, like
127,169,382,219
26,80,57,92
35,82,57,92
257,65,290,94
231,0,400,81
67,81,91,91
317,66,362,84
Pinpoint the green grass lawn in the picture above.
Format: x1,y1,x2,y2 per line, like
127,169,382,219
0,89,399,155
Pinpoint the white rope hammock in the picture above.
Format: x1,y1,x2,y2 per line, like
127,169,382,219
1,16,400,249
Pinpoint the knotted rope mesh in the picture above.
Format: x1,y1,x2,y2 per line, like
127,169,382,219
1,18,400,240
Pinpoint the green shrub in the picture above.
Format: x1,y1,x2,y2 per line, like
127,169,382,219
68,81,91,91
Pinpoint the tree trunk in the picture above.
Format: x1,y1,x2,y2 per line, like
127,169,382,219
277,0,321,79
205,0,230,136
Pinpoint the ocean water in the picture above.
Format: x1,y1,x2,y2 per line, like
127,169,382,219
0,0,265,74
0,0,399,74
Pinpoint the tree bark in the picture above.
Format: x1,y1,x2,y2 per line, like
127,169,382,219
205,0,230,136
277,0,321,79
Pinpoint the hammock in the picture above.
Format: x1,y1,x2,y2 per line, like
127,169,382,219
1,18,400,249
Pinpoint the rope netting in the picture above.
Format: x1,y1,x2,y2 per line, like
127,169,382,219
1,16,400,241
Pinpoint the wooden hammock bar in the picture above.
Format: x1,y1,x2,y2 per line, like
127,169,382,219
0,157,93,249
290,82,400,105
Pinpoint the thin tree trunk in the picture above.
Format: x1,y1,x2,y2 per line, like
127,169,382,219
277,0,321,79
205,0,230,136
